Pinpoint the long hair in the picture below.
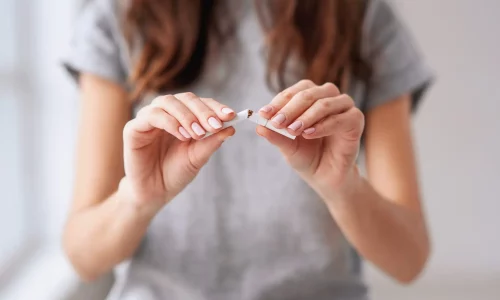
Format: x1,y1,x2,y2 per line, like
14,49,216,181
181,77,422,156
124,0,369,100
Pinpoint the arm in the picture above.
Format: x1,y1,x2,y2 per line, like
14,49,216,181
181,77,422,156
257,78,431,283
63,74,235,282
63,74,155,281
325,95,430,283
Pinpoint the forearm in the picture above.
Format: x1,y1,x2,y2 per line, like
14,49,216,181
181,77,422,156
323,169,430,283
63,182,160,281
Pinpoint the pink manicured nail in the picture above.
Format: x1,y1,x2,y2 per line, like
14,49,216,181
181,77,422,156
221,107,234,115
303,127,316,135
179,127,191,139
259,105,273,113
272,113,286,125
288,120,303,131
208,117,222,129
191,122,206,136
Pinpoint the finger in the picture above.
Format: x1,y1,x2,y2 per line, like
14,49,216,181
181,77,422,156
175,92,223,133
270,82,341,129
136,106,192,140
302,107,365,140
129,106,170,133
287,94,354,135
256,126,298,157
123,107,189,149
152,109,192,141
258,79,316,118
200,98,236,122
151,95,203,139
189,127,236,169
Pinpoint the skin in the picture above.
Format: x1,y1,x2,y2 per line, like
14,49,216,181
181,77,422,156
64,75,430,284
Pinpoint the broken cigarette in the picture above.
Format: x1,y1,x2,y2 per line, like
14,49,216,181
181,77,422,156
203,109,253,139
248,112,296,140
203,108,296,140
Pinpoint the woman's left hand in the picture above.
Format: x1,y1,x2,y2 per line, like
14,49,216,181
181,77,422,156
257,80,365,199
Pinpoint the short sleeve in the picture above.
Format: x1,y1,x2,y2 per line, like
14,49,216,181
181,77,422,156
62,0,128,87
362,0,435,112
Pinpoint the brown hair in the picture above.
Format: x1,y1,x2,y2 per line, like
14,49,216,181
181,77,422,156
124,0,369,100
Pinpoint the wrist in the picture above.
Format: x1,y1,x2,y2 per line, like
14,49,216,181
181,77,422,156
116,177,165,222
315,165,364,206
337,165,363,198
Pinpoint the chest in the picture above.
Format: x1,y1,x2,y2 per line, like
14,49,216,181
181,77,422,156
131,10,367,116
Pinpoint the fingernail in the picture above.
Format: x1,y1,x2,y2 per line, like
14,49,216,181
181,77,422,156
179,126,191,139
303,127,316,135
272,113,286,125
259,105,273,113
288,120,303,131
191,122,206,136
221,107,234,115
208,117,222,129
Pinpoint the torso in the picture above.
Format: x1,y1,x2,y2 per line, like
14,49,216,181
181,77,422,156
109,3,368,300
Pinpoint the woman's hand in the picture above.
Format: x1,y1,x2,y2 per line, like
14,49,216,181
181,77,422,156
257,80,365,199
121,93,236,211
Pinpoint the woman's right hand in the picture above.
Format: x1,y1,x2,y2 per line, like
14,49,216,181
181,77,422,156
121,92,236,211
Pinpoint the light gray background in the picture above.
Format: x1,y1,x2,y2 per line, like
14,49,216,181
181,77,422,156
0,0,499,299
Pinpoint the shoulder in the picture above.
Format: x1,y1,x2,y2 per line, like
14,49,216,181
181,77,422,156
62,0,132,87
364,0,398,24
80,0,129,30
362,0,403,53
359,0,435,112
76,0,132,39
83,0,127,15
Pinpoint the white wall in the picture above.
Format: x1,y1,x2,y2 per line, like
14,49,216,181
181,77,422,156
400,0,500,275
0,87,26,262
0,0,32,263
31,0,79,241
367,0,500,298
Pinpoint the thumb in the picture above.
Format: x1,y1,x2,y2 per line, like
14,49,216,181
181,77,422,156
256,126,298,157
189,127,235,169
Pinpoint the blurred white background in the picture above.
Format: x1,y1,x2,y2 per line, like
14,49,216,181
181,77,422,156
0,0,499,299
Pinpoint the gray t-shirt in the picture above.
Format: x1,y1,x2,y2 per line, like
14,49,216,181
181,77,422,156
63,1,433,299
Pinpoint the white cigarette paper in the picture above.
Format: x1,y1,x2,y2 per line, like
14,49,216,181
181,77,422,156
203,109,252,139
248,114,296,140
203,108,296,140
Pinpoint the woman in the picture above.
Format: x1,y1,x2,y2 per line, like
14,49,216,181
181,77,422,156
63,0,433,299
